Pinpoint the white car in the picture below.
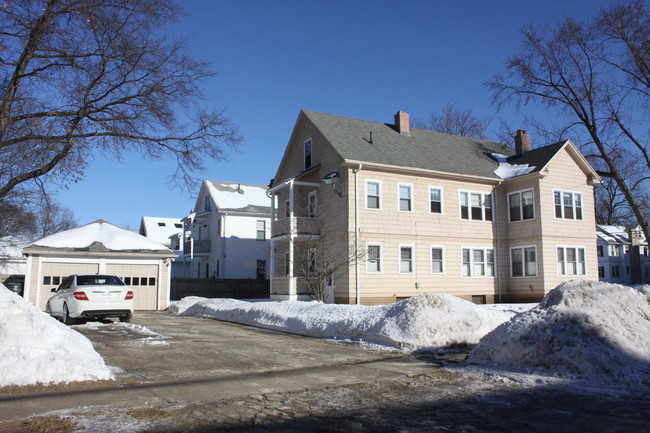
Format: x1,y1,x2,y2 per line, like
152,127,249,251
46,274,134,324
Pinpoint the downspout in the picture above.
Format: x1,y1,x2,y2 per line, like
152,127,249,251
354,164,363,304
493,181,503,303
268,191,276,296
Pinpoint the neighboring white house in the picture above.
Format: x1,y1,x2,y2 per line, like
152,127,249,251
22,220,177,311
596,225,650,285
182,181,271,280
0,236,28,295
139,216,186,277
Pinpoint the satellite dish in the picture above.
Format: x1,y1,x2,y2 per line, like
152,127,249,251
322,171,340,184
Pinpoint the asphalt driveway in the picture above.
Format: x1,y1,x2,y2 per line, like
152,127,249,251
0,311,448,421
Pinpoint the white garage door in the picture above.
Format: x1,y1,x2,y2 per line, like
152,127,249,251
40,262,99,309
106,263,160,310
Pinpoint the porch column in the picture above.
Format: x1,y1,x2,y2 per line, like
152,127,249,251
288,180,296,298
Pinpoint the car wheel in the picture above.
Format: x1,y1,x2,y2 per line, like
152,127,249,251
62,304,76,325
119,312,132,323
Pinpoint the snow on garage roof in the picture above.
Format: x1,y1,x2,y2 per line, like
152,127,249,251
25,220,175,254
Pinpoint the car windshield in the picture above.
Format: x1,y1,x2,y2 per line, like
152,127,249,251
76,275,125,286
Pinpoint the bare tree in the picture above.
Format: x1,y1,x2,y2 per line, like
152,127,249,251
33,199,78,238
290,212,365,303
414,104,489,139
0,0,241,201
488,0,650,243
0,202,36,239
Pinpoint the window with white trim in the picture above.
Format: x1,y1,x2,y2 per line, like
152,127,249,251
304,138,312,169
557,246,587,276
460,191,492,221
511,246,537,277
429,187,442,214
308,191,317,217
462,247,494,277
366,180,381,209
366,243,382,273
609,245,619,257
508,189,534,222
399,245,414,273
284,252,290,276
256,220,266,240
554,190,583,220
284,199,290,218
430,246,444,273
399,184,412,212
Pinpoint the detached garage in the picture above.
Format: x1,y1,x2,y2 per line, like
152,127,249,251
23,220,177,311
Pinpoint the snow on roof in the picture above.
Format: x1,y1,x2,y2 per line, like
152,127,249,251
29,220,172,252
468,280,650,392
0,284,113,386
169,292,530,350
140,216,183,247
0,236,26,258
491,153,535,179
597,225,646,245
205,181,270,213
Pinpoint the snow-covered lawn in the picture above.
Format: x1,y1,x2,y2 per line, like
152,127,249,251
0,285,114,387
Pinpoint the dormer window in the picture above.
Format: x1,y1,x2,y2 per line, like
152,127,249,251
304,138,312,169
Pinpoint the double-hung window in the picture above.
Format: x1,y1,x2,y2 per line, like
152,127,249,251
366,181,381,209
609,245,619,257
554,190,583,220
460,191,492,221
511,246,537,277
399,184,413,212
461,247,494,277
509,189,534,222
399,245,414,273
256,220,266,240
429,187,442,214
366,243,382,273
557,246,587,276
431,246,444,273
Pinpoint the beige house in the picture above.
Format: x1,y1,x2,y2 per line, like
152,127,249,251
23,220,176,311
269,110,601,304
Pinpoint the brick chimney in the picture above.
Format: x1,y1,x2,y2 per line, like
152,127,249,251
394,111,410,136
514,130,531,156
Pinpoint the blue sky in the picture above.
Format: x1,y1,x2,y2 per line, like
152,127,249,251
53,0,614,229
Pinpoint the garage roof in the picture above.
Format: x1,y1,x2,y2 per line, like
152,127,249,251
24,220,175,256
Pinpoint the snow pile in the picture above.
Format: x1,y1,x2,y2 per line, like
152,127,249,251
468,281,650,387
169,292,520,350
30,220,170,251
0,285,114,387
491,153,535,179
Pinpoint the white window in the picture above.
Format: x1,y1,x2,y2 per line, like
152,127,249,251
430,246,444,274
554,190,583,220
429,187,443,214
304,138,312,169
399,244,414,274
557,246,587,276
366,243,383,273
462,247,494,277
366,180,381,209
609,245,620,257
256,220,266,241
308,191,317,217
508,189,534,222
460,191,492,221
511,246,537,277
204,195,211,211
398,183,413,212
284,199,290,218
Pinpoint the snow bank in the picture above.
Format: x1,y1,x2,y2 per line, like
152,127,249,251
169,293,520,351
0,285,114,387
468,281,650,387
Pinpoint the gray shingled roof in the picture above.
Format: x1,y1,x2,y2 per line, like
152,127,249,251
303,110,516,179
